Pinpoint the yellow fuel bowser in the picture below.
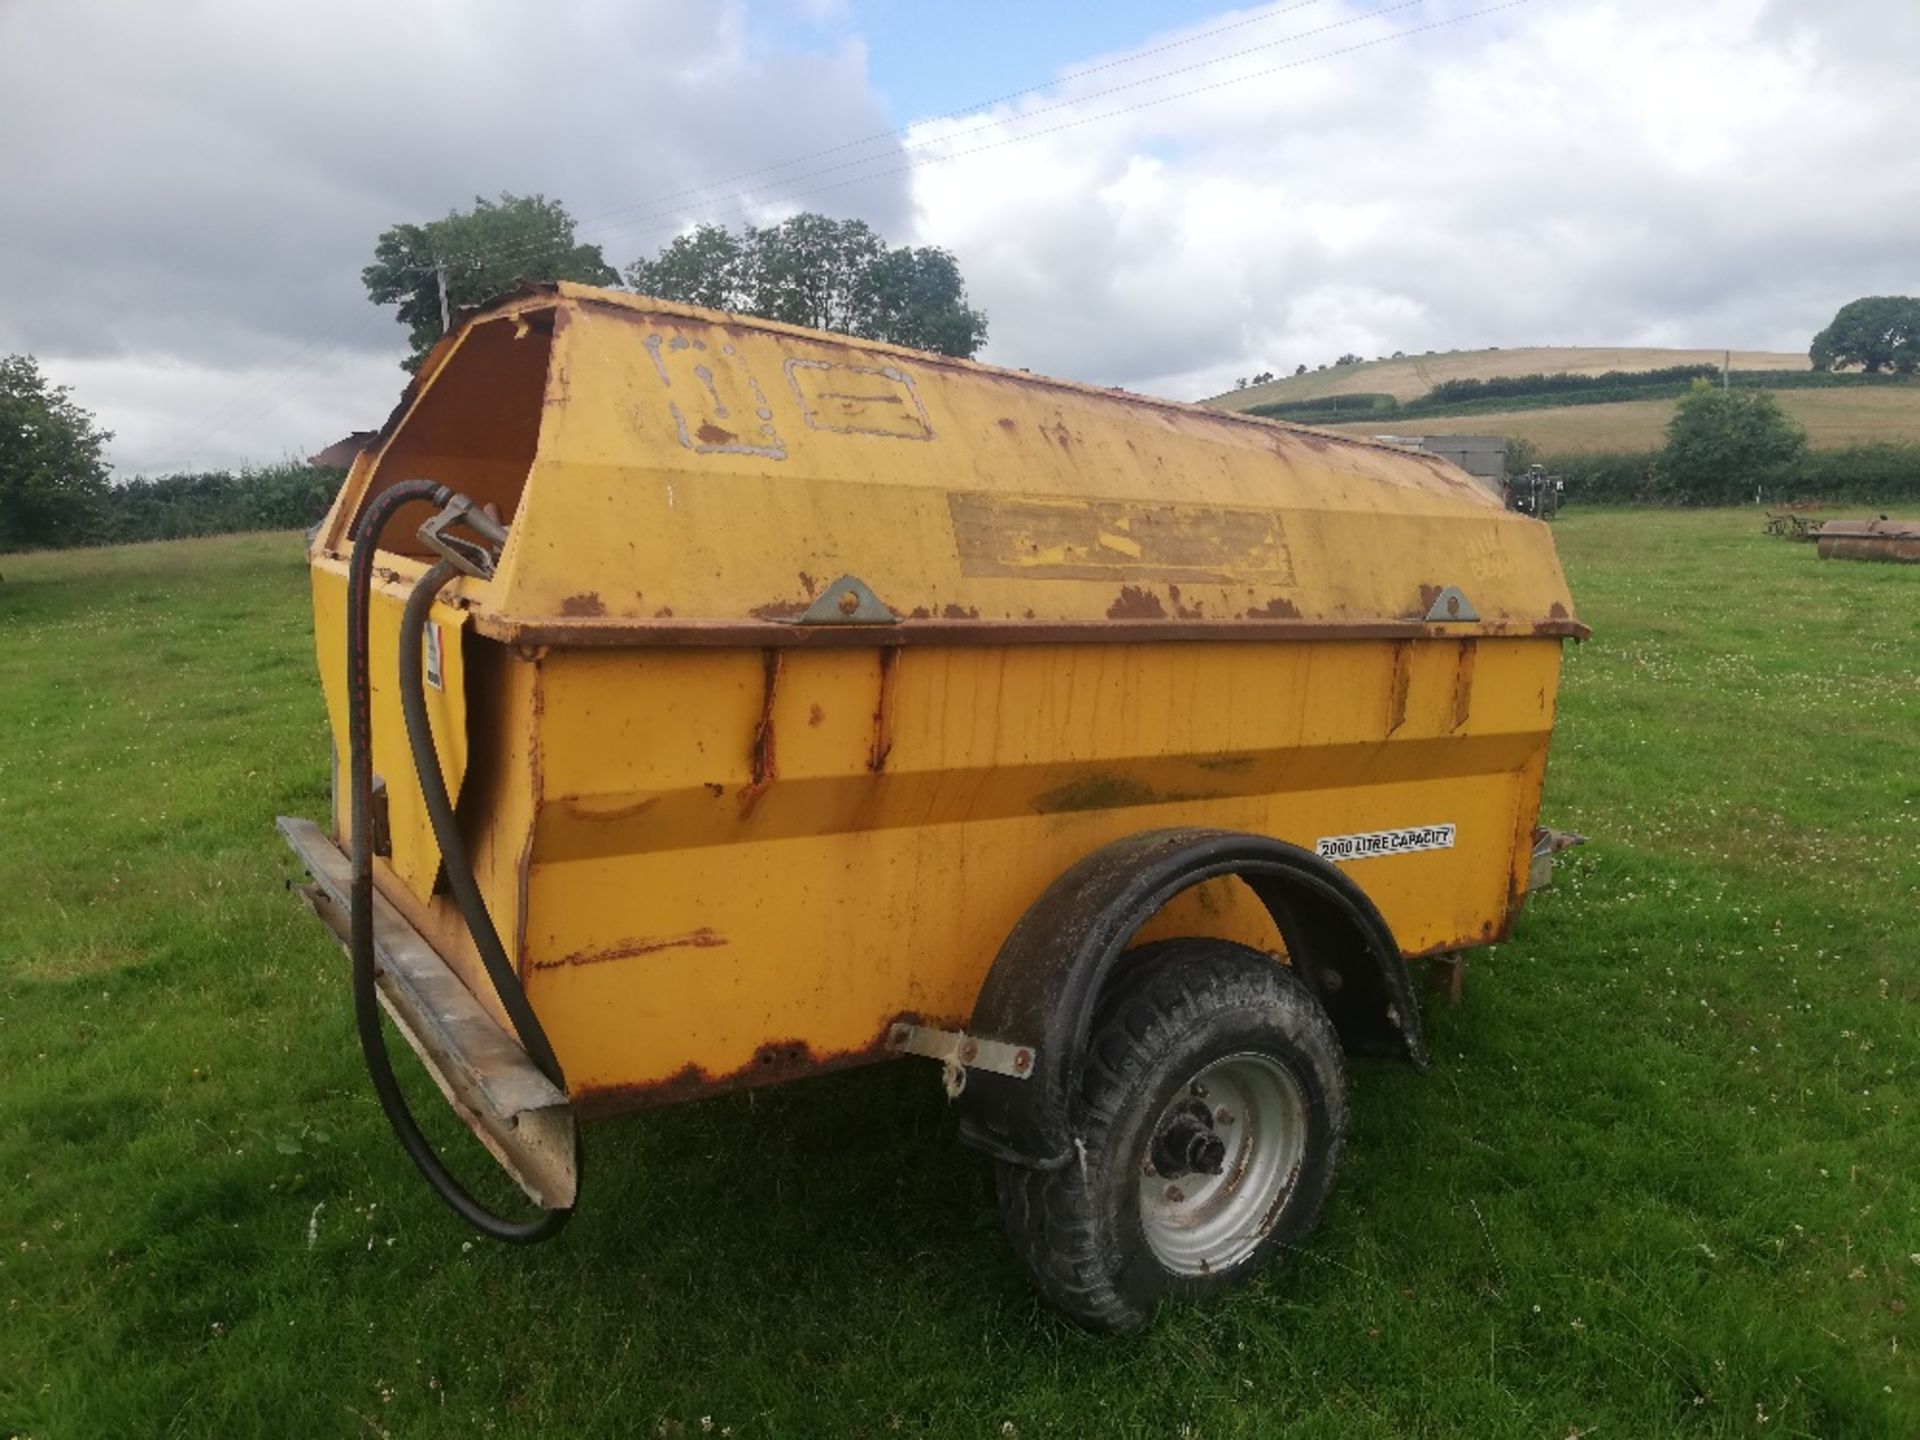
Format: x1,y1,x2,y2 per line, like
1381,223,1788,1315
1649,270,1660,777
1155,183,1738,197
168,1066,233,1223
279,282,1583,1330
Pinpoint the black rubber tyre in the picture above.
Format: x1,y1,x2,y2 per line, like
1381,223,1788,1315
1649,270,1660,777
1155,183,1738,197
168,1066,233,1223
995,938,1349,1332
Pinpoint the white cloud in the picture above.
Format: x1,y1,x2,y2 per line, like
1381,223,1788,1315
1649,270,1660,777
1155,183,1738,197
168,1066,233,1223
3,0,1913,473
902,0,1920,398
0,0,905,473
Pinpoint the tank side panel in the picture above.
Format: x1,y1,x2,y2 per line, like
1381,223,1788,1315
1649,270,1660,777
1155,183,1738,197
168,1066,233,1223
520,636,1562,1104
309,558,471,901
308,559,539,1031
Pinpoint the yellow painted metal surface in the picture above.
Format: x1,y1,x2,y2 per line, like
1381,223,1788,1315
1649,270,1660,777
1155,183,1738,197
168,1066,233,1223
309,558,470,902
306,283,1580,1114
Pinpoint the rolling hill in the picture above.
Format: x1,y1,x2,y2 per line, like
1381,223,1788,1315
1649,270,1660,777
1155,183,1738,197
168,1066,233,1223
1201,346,1920,454
1205,346,1812,409
1323,387,1920,454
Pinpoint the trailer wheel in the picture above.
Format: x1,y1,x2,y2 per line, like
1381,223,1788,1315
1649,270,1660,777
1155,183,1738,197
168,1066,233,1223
995,938,1348,1331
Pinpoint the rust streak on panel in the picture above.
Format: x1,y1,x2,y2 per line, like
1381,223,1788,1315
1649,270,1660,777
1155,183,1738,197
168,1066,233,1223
1449,639,1477,733
869,648,899,773
565,794,659,824
748,598,808,620
1385,639,1412,736
1242,596,1301,619
1107,585,1166,620
569,1014,944,1118
738,649,782,817
534,927,729,969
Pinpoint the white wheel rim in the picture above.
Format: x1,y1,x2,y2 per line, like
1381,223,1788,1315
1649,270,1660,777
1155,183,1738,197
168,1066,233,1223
1137,1052,1309,1277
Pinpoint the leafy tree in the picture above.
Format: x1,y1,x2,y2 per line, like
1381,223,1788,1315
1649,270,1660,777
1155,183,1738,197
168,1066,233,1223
1234,376,1248,390
1294,363,1307,376
1810,296,1920,374
1657,380,1806,502
1250,370,1275,385
629,213,988,358
861,243,990,356
625,222,744,312
363,193,618,371
0,354,110,551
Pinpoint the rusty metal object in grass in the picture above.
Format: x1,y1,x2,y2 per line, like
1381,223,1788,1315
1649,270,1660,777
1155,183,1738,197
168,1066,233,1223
1529,826,1587,892
1816,516,1920,564
1764,509,1825,542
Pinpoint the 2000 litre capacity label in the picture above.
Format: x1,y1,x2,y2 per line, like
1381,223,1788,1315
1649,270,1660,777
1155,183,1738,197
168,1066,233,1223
1316,824,1456,862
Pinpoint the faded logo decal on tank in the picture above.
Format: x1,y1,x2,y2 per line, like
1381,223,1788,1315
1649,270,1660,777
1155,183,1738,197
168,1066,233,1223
948,492,1296,585
1316,824,1456,862
784,358,933,441
643,332,786,460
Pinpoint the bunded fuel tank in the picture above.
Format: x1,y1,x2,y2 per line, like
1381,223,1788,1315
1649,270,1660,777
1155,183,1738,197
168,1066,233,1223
302,281,1585,1118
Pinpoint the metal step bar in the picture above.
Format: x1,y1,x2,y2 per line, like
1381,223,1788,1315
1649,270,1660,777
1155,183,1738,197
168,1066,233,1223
276,815,577,1209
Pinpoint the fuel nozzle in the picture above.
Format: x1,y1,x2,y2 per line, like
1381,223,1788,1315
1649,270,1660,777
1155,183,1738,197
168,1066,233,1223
418,492,508,579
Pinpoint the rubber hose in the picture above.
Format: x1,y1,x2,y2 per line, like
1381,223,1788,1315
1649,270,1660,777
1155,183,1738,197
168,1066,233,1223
347,482,573,1242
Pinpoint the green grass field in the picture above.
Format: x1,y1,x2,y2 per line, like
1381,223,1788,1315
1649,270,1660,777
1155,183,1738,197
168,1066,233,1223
1207,347,1811,409
3,517,1917,1438
1322,388,1920,455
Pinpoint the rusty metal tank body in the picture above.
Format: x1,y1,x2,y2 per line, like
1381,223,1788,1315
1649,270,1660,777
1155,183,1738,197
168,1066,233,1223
302,282,1584,1118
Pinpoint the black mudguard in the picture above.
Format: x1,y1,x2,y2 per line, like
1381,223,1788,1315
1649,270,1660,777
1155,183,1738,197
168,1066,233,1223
958,828,1426,1170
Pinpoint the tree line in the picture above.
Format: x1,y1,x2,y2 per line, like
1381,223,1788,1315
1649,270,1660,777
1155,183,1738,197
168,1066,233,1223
7,186,1916,555
1530,380,1920,506
363,193,988,372
0,355,346,554
4,195,989,552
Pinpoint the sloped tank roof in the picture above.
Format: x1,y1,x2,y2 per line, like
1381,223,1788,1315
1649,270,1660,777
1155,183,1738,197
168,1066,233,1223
336,283,1583,647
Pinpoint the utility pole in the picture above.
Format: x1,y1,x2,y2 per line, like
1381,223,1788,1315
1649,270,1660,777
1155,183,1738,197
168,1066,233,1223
436,261,452,336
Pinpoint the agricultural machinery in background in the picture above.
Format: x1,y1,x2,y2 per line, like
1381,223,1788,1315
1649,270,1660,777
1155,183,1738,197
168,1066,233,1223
1504,465,1564,520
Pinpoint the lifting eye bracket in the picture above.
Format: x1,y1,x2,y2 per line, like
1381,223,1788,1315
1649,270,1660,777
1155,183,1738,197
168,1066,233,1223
793,574,898,626
419,494,509,580
888,1021,1035,1098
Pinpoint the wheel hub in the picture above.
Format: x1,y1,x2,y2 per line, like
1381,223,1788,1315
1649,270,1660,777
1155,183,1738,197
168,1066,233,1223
1149,1099,1227,1178
1137,1053,1309,1277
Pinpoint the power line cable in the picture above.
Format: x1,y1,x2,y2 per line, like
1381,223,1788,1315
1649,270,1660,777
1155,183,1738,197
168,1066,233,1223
149,1,1369,465
402,0,1341,276
139,307,391,473
432,0,1423,278
529,0,1531,280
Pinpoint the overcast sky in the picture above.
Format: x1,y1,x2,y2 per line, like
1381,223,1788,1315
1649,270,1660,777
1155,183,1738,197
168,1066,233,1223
1,0,1913,475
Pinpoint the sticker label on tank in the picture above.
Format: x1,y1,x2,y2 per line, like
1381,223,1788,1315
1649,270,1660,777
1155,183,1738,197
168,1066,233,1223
423,622,444,692
1316,824,1455,862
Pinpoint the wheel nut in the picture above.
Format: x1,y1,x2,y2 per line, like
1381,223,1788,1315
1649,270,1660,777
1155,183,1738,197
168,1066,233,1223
1190,1082,1208,1099
1215,1106,1235,1125
1165,1185,1185,1203
1142,1159,1157,1177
